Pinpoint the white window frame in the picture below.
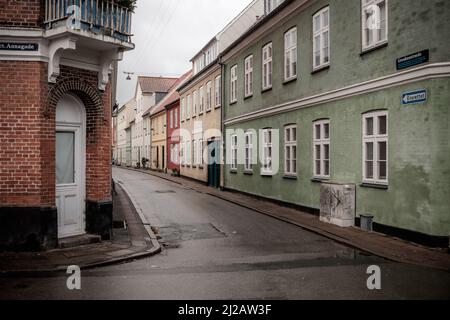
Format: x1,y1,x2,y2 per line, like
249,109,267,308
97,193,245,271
199,86,205,114
170,110,173,129
261,128,273,175
284,27,297,81
244,131,254,172
361,0,388,51
262,43,273,90
193,140,198,165
265,0,284,14
186,94,191,120
230,65,238,103
174,108,178,128
215,75,221,107
181,98,185,121
174,145,178,165
193,90,198,116
180,142,185,165
197,139,203,166
244,55,253,97
313,7,330,70
206,81,212,111
186,140,191,165
284,125,297,175
362,111,388,184
230,134,238,171
313,120,330,179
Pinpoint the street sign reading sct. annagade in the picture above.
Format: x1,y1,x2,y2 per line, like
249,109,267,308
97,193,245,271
0,42,39,51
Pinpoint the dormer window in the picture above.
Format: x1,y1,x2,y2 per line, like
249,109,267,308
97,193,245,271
265,0,284,14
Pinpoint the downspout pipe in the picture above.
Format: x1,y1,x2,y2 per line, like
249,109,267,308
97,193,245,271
218,57,226,190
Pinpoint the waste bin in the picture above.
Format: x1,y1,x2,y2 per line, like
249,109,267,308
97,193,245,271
360,214,374,232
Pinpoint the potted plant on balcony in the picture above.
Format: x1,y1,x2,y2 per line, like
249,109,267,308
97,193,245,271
115,0,137,12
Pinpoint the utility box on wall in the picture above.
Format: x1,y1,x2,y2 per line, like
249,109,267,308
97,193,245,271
320,183,356,227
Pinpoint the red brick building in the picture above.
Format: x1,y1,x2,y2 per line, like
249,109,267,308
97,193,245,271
0,0,134,251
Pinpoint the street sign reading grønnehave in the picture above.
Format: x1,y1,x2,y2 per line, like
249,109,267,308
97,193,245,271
402,90,427,105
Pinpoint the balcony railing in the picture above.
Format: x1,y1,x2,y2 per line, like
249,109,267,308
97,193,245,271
44,0,133,43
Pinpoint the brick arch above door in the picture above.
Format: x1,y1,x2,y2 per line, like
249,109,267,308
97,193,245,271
44,76,107,142
44,77,104,116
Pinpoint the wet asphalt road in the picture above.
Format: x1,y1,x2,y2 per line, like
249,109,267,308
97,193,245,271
0,167,449,300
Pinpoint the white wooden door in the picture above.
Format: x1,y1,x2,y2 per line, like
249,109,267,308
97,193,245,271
56,95,86,239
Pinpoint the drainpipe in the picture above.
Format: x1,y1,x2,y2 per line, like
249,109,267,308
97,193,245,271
218,57,226,190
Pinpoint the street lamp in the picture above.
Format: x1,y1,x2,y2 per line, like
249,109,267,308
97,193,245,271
124,71,134,80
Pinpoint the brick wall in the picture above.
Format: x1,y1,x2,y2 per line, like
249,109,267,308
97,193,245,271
0,0,44,28
0,62,112,207
0,61,47,206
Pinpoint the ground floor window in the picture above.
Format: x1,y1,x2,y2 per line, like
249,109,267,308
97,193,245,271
261,129,273,175
231,134,238,170
313,120,330,178
363,111,388,184
284,125,297,175
197,139,203,166
244,131,254,172
186,141,191,165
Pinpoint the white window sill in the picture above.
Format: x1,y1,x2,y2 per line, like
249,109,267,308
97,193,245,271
313,175,330,180
312,63,330,74
361,181,389,189
283,76,297,84
361,41,388,55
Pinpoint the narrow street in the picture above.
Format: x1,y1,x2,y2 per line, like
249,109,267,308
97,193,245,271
1,167,449,300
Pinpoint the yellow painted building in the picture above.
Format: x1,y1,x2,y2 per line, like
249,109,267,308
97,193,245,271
149,110,167,172
178,59,222,186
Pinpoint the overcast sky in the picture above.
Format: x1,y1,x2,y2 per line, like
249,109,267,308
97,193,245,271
117,0,253,105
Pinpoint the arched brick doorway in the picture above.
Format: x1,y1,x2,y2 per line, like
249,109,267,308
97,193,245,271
44,73,113,241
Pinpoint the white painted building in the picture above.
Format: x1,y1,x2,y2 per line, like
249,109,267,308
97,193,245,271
116,98,136,166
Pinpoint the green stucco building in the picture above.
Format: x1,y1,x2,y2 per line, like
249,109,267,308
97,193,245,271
221,0,450,246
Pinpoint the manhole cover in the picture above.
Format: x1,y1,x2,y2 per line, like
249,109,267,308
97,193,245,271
154,190,176,194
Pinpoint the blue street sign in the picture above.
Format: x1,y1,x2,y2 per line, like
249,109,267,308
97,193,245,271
402,89,427,105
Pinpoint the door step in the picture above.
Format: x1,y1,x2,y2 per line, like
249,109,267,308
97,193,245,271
58,234,101,249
